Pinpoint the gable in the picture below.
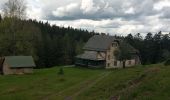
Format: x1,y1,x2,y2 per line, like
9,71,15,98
5,56,36,68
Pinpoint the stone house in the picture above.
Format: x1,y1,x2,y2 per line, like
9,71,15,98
0,56,36,75
75,35,141,68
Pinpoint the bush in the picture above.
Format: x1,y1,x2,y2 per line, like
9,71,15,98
58,68,64,75
164,59,170,66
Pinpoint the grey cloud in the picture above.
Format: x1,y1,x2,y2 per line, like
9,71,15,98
43,0,161,21
1,0,170,34
159,7,170,19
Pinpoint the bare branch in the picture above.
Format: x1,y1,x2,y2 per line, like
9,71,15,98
3,0,27,19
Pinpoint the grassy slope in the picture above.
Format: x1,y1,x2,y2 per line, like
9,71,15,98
0,64,170,100
76,64,170,100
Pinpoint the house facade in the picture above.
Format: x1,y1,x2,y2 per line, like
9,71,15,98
0,56,36,75
75,35,141,68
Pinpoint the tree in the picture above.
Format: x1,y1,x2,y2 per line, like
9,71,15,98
58,68,64,75
153,31,163,62
125,34,134,45
162,49,170,60
0,14,2,22
134,33,142,40
114,41,133,68
3,0,26,19
142,32,155,64
145,32,153,41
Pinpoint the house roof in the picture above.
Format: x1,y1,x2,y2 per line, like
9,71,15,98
76,52,99,60
83,35,115,51
5,56,36,68
76,35,139,61
83,35,138,53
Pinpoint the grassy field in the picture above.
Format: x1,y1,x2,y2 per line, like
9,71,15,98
0,64,170,100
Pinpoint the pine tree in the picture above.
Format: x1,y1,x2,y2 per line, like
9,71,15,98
0,14,2,22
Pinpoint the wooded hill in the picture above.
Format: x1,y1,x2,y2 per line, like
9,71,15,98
0,16,97,68
0,15,170,68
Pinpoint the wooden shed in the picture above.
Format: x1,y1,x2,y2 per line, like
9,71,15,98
0,56,36,75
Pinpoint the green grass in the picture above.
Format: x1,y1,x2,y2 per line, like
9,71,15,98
0,64,170,100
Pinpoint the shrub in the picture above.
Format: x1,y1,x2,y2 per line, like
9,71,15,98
58,68,64,75
164,59,170,66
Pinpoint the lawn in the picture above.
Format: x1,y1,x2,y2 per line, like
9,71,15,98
0,64,170,100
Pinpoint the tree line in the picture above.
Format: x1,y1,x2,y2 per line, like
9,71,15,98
0,16,97,68
0,0,97,68
0,16,170,67
125,32,170,65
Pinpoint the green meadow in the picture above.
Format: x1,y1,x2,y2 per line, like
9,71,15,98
0,64,170,100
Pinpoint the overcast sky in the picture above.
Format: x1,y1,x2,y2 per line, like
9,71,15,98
0,0,170,35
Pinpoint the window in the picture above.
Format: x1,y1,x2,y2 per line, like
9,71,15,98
114,61,117,66
107,63,110,67
128,60,131,65
108,55,110,60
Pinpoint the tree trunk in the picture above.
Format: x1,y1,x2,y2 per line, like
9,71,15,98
0,57,5,75
123,60,126,68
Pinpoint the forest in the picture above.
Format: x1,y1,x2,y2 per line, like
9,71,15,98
0,15,170,68
0,15,97,67
125,32,170,65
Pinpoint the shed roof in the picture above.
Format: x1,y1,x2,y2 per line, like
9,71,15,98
83,35,115,51
76,52,98,60
5,56,36,68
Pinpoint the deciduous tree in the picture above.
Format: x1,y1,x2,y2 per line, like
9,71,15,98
3,0,26,19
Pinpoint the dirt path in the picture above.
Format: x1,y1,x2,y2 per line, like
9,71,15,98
42,71,111,100
64,72,111,100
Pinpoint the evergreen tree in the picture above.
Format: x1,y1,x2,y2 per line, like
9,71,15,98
0,14,2,22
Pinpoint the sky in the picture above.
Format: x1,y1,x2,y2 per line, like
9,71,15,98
0,0,170,36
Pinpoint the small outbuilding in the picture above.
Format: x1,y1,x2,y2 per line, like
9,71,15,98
0,56,36,75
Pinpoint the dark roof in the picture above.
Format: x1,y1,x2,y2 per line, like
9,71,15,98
83,35,115,51
77,52,99,60
83,35,138,53
5,56,36,68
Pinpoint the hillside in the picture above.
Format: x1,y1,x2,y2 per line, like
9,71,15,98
0,64,170,100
